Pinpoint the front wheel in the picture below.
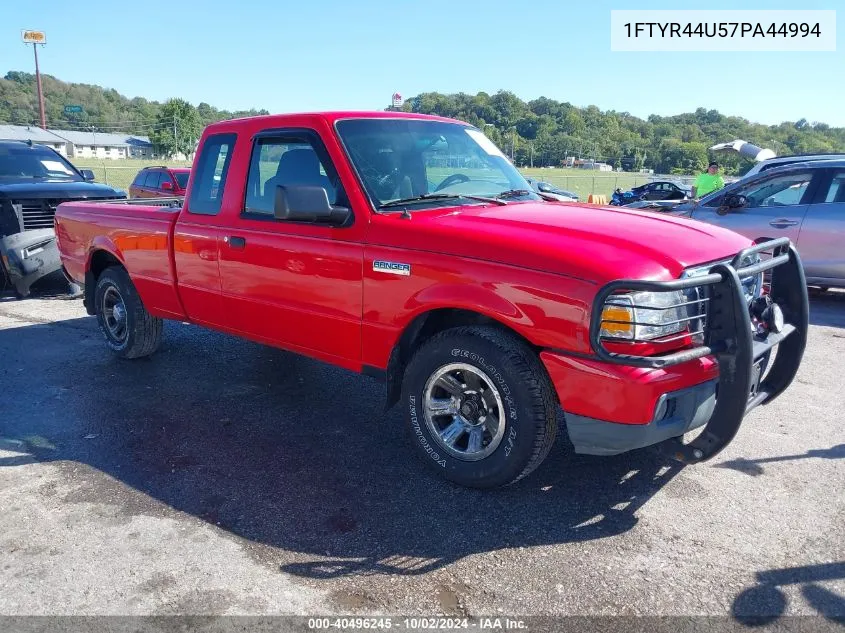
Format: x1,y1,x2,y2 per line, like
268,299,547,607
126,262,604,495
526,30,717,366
401,326,558,488
94,267,163,359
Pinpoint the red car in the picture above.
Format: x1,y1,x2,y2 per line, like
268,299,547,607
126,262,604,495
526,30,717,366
128,166,190,198
54,112,808,489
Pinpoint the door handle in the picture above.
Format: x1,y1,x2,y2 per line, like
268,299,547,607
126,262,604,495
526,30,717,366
225,236,246,249
768,219,799,229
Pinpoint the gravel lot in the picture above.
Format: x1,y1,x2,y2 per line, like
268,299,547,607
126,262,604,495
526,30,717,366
1,281,843,623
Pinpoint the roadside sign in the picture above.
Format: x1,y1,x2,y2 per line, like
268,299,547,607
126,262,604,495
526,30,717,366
64,105,83,114
392,92,402,108
22,30,46,44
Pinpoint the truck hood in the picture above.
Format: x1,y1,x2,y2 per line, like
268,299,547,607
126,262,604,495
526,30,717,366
0,181,125,199
373,201,752,284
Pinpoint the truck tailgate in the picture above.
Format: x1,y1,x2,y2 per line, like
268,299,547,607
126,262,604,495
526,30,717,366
55,200,185,318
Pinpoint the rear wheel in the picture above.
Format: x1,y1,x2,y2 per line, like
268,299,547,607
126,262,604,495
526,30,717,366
401,326,558,488
94,267,163,359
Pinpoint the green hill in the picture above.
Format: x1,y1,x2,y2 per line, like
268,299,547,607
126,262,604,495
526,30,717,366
3,71,843,174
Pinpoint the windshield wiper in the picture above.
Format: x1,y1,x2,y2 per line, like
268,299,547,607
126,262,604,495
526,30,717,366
495,188,532,200
379,193,506,209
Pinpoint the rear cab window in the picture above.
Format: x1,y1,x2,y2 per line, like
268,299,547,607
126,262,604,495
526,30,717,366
188,134,236,215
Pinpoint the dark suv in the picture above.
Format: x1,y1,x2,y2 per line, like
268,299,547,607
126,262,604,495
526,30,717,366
129,166,190,199
0,140,125,297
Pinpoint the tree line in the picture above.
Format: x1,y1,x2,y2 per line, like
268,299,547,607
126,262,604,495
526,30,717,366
0,71,268,158
397,91,845,175
3,71,844,174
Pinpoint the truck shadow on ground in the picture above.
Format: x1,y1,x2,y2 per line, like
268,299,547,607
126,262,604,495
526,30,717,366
0,310,688,579
732,562,845,625
714,444,845,477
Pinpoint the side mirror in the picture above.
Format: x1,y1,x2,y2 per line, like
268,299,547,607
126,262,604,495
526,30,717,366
161,181,173,191
80,169,95,181
274,185,351,225
727,194,747,208
717,193,747,215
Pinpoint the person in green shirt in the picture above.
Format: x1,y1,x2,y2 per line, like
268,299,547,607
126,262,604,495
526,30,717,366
691,162,725,199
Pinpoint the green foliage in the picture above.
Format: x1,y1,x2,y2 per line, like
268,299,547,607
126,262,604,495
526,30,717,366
150,99,204,158
4,71,844,175
0,71,269,156
403,91,845,175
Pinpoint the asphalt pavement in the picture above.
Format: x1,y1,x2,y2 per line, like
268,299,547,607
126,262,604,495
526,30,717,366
0,281,843,622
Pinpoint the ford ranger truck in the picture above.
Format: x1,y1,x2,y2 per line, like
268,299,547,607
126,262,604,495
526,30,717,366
54,112,809,489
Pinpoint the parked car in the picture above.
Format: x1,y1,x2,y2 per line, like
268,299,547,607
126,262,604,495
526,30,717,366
524,177,579,201
55,111,808,489
670,159,845,289
631,181,690,201
129,166,190,199
0,139,125,297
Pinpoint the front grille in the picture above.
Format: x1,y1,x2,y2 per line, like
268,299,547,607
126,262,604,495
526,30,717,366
589,238,795,368
14,199,58,231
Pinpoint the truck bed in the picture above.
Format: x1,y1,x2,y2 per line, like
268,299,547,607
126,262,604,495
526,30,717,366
55,198,185,319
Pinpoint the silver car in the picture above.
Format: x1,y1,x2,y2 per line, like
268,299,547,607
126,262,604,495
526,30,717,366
673,159,845,289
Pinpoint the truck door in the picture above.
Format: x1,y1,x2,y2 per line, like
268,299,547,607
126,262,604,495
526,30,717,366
172,133,236,327
216,129,364,367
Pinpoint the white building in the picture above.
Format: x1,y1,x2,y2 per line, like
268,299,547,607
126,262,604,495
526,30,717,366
50,130,153,160
0,125,154,160
0,124,68,155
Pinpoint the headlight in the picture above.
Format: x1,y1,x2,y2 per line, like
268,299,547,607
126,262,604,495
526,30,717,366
683,252,763,304
600,290,688,341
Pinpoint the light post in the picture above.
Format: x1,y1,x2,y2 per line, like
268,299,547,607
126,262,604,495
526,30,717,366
22,30,47,129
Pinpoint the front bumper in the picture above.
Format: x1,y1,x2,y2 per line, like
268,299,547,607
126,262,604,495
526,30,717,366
542,238,808,462
0,230,61,297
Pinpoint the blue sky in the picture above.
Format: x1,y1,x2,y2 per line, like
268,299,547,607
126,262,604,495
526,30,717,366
2,0,842,126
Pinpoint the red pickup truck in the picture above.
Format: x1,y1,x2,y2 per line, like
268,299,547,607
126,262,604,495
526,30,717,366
55,112,809,488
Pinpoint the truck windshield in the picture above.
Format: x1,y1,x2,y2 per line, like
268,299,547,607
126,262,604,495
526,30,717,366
335,118,539,209
0,145,81,181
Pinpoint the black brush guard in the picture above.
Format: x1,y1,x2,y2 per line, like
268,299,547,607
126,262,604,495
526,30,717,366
589,237,809,463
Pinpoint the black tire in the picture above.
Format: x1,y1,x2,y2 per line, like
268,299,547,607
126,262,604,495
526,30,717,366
401,325,558,489
94,266,163,359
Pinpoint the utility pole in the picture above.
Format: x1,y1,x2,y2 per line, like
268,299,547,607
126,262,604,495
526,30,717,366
33,44,46,129
22,31,48,129
173,115,178,160
510,127,516,161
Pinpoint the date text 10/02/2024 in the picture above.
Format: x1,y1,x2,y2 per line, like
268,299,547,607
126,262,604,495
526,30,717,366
307,618,528,630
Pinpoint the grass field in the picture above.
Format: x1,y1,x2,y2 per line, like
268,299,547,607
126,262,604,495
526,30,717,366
70,158,659,200
519,168,655,199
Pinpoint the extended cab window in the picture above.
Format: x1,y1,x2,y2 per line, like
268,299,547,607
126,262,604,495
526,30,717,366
243,134,341,216
188,134,236,215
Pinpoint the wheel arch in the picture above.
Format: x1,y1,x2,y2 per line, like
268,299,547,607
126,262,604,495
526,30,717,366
382,305,543,411
84,242,125,315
